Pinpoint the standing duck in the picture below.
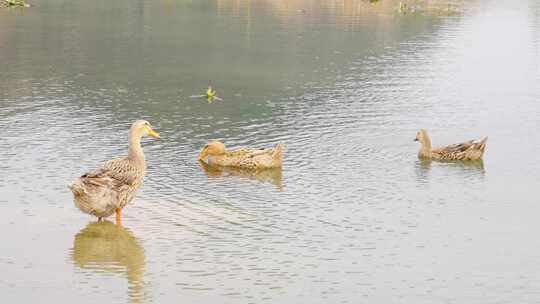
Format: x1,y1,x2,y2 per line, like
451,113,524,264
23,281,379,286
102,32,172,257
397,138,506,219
69,120,160,223
414,129,487,161
198,141,283,169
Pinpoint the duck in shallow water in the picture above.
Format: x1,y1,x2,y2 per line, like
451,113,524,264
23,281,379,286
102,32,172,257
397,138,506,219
69,120,160,223
414,129,487,161
198,141,283,169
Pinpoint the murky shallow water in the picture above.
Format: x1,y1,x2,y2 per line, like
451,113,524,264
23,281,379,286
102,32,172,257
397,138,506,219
1,0,540,303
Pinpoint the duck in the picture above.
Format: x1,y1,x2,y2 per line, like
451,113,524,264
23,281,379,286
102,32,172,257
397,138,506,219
68,120,160,223
198,141,283,169
414,129,487,161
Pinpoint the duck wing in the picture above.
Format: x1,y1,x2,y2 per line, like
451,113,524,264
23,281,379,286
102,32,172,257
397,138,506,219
433,140,475,154
238,144,284,168
226,148,255,157
432,137,487,160
81,158,142,189
238,144,283,157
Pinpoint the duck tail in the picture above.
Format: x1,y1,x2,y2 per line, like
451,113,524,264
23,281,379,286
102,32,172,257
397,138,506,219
68,178,86,197
273,143,284,157
477,137,488,152
272,143,284,166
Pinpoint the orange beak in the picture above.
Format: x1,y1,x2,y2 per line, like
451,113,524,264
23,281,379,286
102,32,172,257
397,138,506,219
198,147,208,161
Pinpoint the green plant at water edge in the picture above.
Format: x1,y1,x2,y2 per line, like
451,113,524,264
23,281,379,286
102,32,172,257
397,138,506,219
399,2,409,14
5,0,30,7
398,1,463,16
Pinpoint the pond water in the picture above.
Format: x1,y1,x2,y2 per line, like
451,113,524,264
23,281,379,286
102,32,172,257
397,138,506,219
1,0,540,303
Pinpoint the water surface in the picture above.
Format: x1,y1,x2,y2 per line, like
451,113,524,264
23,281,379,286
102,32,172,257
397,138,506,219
1,0,540,303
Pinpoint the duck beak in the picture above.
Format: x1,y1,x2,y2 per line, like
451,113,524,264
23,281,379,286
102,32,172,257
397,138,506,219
198,148,208,161
197,148,208,162
148,128,161,140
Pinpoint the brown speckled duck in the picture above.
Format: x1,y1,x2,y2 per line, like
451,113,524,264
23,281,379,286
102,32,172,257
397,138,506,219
414,129,487,161
198,141,283,169
69,120,160,223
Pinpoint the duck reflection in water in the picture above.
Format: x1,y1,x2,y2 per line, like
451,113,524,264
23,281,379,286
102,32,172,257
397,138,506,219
70,221,145,303
199,160,283,190
418,158,485,171
415,158,486,182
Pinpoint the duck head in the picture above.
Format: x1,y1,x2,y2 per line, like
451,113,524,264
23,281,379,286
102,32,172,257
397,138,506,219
414,129,428,143
130,120,161,140
198,141,225,161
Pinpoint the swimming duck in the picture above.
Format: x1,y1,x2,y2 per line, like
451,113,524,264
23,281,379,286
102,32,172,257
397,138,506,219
198,141,283,169
68,120,160,223
414,129,487,161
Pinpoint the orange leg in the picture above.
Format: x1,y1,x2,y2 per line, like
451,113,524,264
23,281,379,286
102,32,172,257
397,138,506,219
115,208,122,225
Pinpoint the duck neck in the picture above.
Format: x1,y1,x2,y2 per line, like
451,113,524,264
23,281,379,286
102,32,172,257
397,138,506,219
419,135,432,158
128,131,145,166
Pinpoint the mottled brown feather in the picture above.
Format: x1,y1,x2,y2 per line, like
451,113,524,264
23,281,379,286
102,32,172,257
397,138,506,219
69,120,158,219
201,142,283,169
416,129,487,161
